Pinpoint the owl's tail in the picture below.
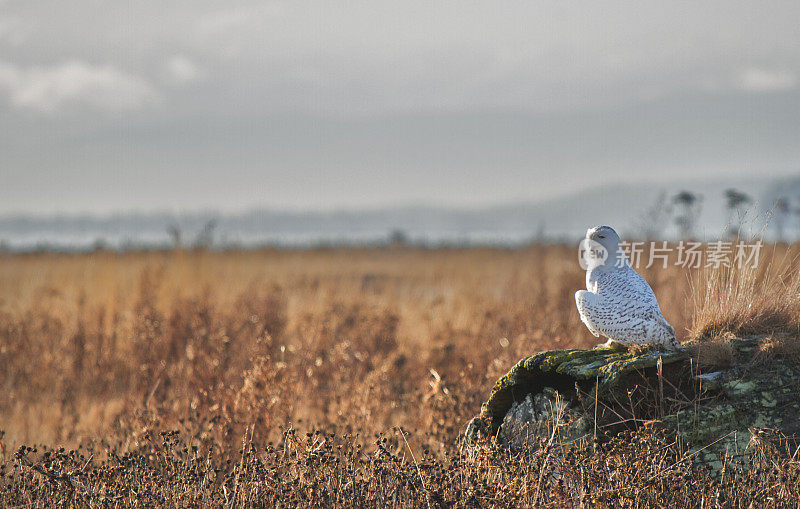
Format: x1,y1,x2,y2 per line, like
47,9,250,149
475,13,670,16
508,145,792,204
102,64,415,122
655,314,682,350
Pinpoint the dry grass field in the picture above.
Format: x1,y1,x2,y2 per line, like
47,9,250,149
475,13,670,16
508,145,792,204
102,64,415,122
1,244,799,506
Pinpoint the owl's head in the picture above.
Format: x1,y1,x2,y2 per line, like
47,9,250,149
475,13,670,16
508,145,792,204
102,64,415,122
585,226,622,264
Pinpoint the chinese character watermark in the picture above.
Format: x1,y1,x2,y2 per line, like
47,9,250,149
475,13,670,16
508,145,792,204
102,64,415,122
675,241,703,269
577,240,763,270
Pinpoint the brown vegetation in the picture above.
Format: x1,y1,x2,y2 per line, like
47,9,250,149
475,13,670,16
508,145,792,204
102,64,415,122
690,244,800,339
1,244,799,506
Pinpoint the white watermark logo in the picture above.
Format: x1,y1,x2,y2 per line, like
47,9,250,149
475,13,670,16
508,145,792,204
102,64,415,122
577,240,763,270
577,238,608,270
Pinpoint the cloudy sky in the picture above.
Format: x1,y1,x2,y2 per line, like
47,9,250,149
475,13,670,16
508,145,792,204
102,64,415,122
1,1,799,214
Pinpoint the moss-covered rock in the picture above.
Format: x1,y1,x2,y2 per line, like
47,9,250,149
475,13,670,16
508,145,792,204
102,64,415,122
466,338,800,473
498,387,590,451
465,344,689,443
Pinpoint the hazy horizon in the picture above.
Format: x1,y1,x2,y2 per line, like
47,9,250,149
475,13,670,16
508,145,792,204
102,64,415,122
1,174,796,250
0,172,790,218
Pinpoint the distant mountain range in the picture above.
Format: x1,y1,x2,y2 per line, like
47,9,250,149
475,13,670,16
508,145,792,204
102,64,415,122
1,175,798,251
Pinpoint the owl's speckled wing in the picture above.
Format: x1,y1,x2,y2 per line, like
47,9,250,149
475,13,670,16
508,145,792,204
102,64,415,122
576,266,677,348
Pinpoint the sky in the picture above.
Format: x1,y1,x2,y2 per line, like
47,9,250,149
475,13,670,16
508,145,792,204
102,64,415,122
1,1,799,215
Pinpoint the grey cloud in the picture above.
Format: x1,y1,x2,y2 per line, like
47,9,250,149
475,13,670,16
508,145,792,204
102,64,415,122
0,59,158,112
4,1,799,115
0,1,799,213
736,68,797,92
163,55,205,87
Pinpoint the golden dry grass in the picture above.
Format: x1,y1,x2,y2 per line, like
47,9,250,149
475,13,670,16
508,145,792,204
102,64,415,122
0,244,799,506
690,243,800,339
0,246,593,449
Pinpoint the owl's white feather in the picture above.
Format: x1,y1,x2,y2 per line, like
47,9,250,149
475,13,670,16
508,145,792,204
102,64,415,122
575,226,680,350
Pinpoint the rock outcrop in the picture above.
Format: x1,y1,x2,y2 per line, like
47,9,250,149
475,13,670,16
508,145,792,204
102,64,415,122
466,338,800,472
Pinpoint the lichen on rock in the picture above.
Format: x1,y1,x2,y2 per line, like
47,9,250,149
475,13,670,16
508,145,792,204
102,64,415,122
466,337,800,475
498,388,589,451
465,344,689,444
662,346,800,471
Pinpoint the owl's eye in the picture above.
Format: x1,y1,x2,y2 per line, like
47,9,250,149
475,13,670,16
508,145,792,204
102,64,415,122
598,235,605,239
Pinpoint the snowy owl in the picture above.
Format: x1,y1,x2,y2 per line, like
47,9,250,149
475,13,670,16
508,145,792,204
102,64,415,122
575,226,681,350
